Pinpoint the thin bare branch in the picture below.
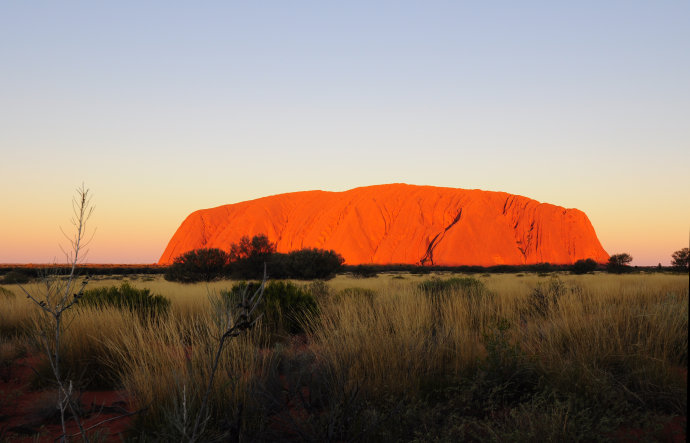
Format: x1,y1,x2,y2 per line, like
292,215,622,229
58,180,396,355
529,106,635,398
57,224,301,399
190,264,267,442
21,184,95,443
62,408,147,440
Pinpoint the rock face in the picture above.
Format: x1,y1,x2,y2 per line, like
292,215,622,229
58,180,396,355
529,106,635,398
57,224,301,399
158,184,609,266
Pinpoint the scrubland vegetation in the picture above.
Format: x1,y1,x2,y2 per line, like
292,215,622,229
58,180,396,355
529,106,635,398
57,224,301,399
0,272,686,441
163,235,345,282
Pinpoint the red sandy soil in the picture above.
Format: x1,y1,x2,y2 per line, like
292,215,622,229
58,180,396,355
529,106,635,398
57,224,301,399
158,183,609,266
612,416,686,443
2,350,683,441
0,356,134,442
610,366,687,443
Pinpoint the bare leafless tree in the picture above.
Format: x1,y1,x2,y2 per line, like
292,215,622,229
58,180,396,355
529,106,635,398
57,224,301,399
18,184,94,443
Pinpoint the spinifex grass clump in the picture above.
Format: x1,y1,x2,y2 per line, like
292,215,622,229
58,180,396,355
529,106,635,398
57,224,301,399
29,308,141,389
308,284,487,398
418,276,487,299
105,276,268,441
78,282,170,319
336,287,376,303
224,281,317,335
419,276,494,329
313,276,687,440
527,276,570,317
305,279,331,298
104,313,271,440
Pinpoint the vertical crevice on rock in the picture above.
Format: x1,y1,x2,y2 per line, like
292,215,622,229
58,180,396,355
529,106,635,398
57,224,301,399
419,208,463,265
199,215,208,247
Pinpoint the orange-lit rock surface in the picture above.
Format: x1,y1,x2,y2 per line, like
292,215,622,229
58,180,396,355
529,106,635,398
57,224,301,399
159,184,609,266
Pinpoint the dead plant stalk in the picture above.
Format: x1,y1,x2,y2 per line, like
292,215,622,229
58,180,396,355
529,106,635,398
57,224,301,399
188,266,266,442
18,184,94,443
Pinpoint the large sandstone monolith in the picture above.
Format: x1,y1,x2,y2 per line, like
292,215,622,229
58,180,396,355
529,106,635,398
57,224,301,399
158,184,608,266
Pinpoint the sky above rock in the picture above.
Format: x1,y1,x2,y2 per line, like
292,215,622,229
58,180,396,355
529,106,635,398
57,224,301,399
1,1,688,265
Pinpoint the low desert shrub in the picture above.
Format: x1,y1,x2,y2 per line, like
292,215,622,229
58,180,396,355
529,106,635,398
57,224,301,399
224,281,317,335
271,248,344,280
419,276,484,293
671,247,689,272
78,282,170,319
228,246,344,280
527,277,568,317
532,262,555,273
607,253,633,274
350,265,378,278
165,248,229,282
571,258,598,274
28,308,141,389
227,235,276,279
1,270,31,284
105,313,272,440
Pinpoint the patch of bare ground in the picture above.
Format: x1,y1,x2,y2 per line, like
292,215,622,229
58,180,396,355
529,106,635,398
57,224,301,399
0,355,134,442
612,416,686,443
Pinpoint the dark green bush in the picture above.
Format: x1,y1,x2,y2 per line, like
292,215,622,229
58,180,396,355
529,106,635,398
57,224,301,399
228,234,276,279
350,265,378,278
165,248,229,282
531,263,554,273
229,234,275,261
1,270,31,284
224,281,317,335
225,236,344,280
275,248,344,280
78,282,170,318
671,247,689,272
418,276,486,298
606,253,633,274
571,258,598,274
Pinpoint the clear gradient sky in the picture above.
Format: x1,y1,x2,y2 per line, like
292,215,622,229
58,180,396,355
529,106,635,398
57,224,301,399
1,1,688,265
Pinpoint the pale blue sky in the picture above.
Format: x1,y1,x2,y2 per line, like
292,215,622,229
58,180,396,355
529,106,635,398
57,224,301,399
1,1,688,264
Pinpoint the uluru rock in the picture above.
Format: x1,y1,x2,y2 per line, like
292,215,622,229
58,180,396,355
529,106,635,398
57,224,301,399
158,184,609,266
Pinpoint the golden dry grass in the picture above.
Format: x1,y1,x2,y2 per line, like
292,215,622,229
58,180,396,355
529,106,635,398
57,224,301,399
1,271,687,438
307,273,687,396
